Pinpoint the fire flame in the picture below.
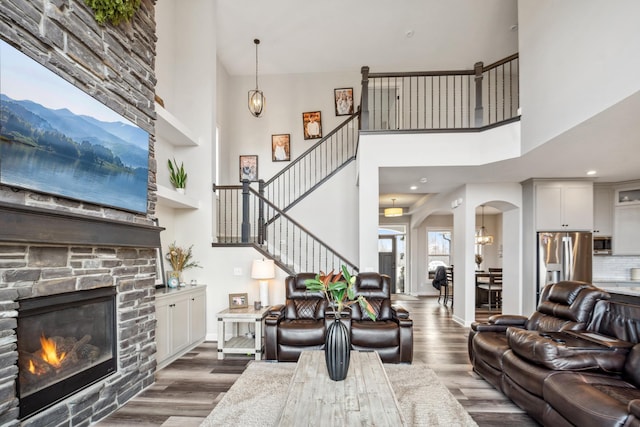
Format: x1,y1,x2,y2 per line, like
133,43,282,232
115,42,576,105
39,334,66,368
28,359,35,374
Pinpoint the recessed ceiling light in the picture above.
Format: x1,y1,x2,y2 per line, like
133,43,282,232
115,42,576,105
410,185,418,190
586,170,597,176
419,178,428,183
405,30,415,38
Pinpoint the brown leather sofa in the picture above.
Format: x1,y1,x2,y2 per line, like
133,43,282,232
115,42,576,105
470,281,640,426
468,281,609,390
264,272,413,363
264,273,328,362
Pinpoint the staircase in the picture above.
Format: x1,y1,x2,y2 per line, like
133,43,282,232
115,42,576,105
214,112,361,275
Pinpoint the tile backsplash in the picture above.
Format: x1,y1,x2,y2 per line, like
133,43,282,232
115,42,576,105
593,255,640,280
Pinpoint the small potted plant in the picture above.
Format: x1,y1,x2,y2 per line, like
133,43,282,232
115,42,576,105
168,158,187,193
165,242,201,287
304,265,375,381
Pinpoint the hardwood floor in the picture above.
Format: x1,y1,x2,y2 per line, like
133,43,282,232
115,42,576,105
97,297,538,426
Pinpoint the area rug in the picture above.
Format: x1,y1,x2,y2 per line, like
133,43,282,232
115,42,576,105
200,360,477,427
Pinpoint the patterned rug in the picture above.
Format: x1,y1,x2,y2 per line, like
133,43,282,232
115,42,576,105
201,359,477,426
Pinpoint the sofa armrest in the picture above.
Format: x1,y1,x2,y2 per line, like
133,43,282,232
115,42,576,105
629,400,640,419
392,305,410,320
470,314,527,332
265,305,285,326
268,304,284,316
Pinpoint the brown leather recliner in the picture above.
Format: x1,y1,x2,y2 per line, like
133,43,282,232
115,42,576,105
264,273,328,362
468,281,610,391
350,273,413,363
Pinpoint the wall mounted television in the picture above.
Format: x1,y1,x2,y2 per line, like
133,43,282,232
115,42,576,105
0,39,149,214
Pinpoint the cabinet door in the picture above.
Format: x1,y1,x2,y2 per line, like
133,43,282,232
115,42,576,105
593,186,613,235
614,205,640,255
171,297,191,353
189,290,206,343
155,299,170,364
563,185,593,230
536,185,563,230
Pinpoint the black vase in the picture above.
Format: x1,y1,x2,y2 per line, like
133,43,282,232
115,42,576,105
325,318,351,381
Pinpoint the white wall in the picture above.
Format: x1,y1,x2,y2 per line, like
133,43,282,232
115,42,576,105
223,71,361,185
358,121,522,271
518,0,640,152
155,0,218,337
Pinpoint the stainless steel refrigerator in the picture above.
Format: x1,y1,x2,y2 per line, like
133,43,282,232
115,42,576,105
537,231,592,300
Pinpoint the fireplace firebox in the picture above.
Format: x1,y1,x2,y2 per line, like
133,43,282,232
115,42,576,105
16,287,117,419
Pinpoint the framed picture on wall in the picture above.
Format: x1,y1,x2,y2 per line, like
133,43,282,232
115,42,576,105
302,111,322,140
239,155,258,182
334,87,354,116
271,134,290,161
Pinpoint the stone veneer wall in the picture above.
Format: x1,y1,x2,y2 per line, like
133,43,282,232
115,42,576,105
0,0,159,425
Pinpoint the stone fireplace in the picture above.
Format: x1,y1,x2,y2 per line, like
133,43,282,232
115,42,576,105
17,287,117,419
0,205,161,425
0,0,160,423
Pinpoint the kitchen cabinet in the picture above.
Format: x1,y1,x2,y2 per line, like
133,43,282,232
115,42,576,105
535,181,593,231
593,185,613,236
613,205,640,255
156,285,206,368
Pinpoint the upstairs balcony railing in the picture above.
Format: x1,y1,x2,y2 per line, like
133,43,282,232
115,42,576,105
360,53,519,131
214,181,358,275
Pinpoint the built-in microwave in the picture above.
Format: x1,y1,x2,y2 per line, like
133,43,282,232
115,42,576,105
593,236,612,255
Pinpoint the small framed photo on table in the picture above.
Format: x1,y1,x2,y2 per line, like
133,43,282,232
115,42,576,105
229,293,248,309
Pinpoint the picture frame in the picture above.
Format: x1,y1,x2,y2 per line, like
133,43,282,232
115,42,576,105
302,111,322,140
271,134,291,162
229,293,249,309
153,218,166,289
334,88,354,116
239,155,258,182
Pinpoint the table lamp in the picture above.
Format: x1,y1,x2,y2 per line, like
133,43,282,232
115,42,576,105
251,259,275,307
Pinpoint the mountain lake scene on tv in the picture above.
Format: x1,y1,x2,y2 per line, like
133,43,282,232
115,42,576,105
0,40,149,213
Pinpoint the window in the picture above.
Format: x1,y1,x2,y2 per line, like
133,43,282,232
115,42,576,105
427,230,451,275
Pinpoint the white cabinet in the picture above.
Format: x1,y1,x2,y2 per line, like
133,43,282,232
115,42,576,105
155,285,207,368
593,185,613,236
535,182,593,231
613,205,640,255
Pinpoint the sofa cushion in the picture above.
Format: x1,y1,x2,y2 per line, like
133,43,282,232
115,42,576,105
624,344,640,387
502,350,553,398
351,320,399,348
507,328,630,372
525,281,609,331
277,319,325,346
472,331,510,371
544,372,640,427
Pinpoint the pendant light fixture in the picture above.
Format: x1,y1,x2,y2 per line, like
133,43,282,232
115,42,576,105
384,198,403,217
248,38,265,117
475,205,494,245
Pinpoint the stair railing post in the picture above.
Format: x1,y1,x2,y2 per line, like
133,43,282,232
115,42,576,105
241,179,250,243
360,66,370,130
474,61,484,127
258,179,266,244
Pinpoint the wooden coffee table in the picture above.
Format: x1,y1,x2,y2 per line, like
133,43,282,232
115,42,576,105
277,351,406,426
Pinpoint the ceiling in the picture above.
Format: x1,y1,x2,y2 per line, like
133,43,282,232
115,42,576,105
215,1,640,212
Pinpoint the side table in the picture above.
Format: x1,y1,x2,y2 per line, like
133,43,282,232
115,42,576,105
216,306,269,360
